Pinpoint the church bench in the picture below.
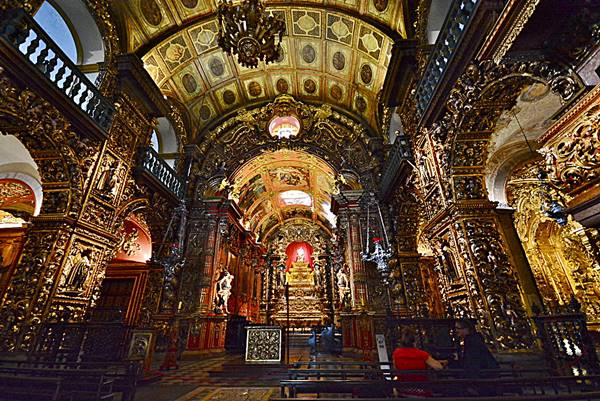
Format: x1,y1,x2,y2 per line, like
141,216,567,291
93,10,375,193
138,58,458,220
0,366,115,401
280,375,600,398
270,390,600,400
286,368,553,383
291,361,389,369
0,374,62,401
288,368,387,380
0,359,140,401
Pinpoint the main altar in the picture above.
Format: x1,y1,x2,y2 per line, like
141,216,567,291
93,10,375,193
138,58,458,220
271,261,325,327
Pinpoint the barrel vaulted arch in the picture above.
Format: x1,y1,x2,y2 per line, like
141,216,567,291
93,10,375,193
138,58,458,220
124,2,403,137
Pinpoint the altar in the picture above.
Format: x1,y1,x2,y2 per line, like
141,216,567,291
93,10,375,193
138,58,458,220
271,260,325,327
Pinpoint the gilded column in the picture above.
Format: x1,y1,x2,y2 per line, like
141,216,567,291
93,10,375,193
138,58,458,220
333,190,366,309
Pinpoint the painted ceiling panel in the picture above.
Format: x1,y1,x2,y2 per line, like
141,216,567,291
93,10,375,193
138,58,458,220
133,4,397,135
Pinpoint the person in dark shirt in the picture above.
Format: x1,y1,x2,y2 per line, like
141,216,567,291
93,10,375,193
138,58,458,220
454,319,500,395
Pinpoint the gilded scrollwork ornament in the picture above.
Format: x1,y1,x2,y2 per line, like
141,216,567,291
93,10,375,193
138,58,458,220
539,104,599,194
458,218,533,349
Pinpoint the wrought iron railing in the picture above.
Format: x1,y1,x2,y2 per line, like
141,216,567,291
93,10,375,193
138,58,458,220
140,146,184,199
415,0,481,120
533,306,600,375
385,317,467,359
379,134,413,199
0,8,115,133
33,321,133,363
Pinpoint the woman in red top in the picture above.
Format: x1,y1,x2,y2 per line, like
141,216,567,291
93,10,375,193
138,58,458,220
392,330,444,397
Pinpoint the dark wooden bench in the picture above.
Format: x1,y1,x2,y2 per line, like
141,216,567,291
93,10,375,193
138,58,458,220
0,359,140,401
0,374,62,401
271,390,600,400
0,366,114,401
280,375,600,398
291,361,390,369
287,368,552,380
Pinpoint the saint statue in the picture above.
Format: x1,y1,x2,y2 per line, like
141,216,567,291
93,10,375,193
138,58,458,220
216,270,234,314
336,266,350,305
295,247,306,263
60,248,93,294
96,160,118,197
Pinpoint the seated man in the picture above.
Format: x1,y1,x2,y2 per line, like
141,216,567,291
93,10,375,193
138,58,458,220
392,329,445,397
319,318,334,353
449,319,500,396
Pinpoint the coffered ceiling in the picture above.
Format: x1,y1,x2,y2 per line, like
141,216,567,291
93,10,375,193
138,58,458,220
115,1,405,138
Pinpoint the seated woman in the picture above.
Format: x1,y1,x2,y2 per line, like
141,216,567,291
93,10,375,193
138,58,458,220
392,329,445,397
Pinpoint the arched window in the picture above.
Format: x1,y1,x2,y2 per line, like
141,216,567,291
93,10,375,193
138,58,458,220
34,1,79,63
34,0,105,85
426,0,453,45
0,135,43,226
150,130,160,152
153,117,180,168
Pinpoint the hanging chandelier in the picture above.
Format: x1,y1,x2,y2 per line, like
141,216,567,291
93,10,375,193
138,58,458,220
361,193,393,280
217,0,286,68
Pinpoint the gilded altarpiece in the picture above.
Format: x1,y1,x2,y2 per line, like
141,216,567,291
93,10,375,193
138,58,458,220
409,60,581,349
0,60,160,351
539,84,600,228
507,160,600,322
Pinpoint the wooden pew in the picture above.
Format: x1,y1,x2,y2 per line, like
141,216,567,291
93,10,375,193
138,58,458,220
0,374,62,401
0,366,114,401
287,368,552,380
271,391,600,401
0,359,140,401
279,374,600,398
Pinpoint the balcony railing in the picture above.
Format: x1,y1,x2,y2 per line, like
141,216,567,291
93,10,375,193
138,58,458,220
379,135,414,199
140,147,184,200
0,8,115,136
415,0,481,121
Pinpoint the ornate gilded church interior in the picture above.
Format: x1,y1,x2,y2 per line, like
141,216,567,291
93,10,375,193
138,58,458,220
0,0,599,400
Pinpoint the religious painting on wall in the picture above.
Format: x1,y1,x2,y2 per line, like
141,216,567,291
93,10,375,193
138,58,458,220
0,179,36,219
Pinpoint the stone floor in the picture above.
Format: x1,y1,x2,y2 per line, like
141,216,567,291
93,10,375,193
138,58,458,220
133,347,316,401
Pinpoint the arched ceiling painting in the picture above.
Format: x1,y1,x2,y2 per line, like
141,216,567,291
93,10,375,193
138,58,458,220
117,1,404,137
0,179,35,216
230,149,337,240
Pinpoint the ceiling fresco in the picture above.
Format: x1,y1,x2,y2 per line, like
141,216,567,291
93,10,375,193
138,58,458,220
0,179,36,216
230,149,337,240
128,2,399,137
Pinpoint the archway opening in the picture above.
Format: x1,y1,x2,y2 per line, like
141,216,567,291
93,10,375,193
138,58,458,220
0,134,43,299
229,149,338,328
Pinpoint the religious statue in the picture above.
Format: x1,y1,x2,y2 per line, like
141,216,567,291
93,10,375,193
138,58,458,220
215,270,234,314
96,159,118,198
59,248,93,294
295,247,306,263
313,262,322,288
336,266,350,305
